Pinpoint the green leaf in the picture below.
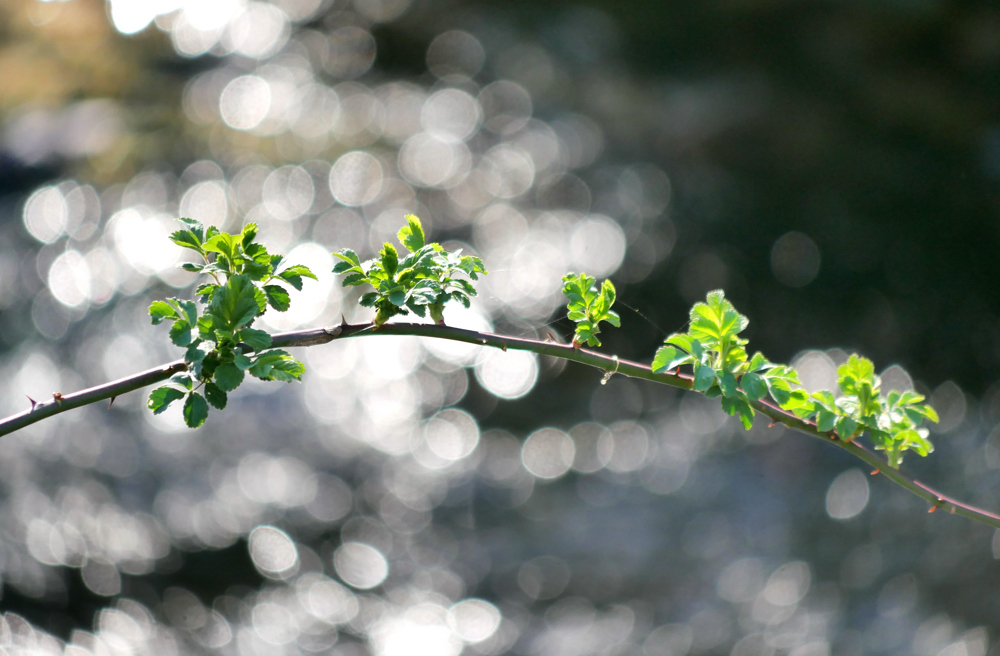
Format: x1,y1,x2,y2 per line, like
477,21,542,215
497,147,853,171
169,320,194,347
836,416,858,441
277,264,317,291
263,284,291,312
209,274,262,330
693,363,716,391
380,243,399,279
204,382,227,410
147,386,186,414
900,428,933,456
689,290,749,344
740,372,768,402
238,327,272,351
651,346,692,373
240,223,258,249
203,233,240,261
183,392,209,428
815,408,837,433
169,218,205,252
718,371,739,398
149,301,177,325
213,363,245,392
179,262,204,273
398,214,426,252
721,395,755,430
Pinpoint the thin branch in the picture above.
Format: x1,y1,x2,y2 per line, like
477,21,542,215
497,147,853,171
2,321,997,530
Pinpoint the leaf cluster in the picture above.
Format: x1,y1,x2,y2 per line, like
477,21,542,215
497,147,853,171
650,290,938,467
333,215,486,327
147,219,316,427
561,273,620,347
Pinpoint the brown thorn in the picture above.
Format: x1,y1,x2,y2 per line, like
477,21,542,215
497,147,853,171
27,396,37,411
928,505,937,513
501,342,507,352
109,396,116,409
870,469,880,475
768,420,775,428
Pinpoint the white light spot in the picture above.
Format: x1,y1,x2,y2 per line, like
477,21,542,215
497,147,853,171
334,542,388,589
48,250,90,308
825,469,870,520
570,215,626,277
422,89,482,143
475,349,538,399
179,180,229,228
521,428,574,479
24,186,68,243
329,151,384,206
448,599,501,643
763,561,811,606
248,526,299,578
219,75,271,131
224,2,290,59
425,409,480,461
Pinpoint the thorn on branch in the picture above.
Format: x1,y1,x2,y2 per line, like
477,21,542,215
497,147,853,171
109,396,116,409
501,342,507,352
27,396,37,411
870,469,880,475
52,392,63,406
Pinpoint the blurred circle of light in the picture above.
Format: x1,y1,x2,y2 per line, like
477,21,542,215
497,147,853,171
479,80,533,135
770,231,821,288
372,606,462,656
426,30,485,78
399,133,471,188
643,623,694,656
521,428,575,479
475,349,538,399
111,209,181,275
219,76,272,131
763,561,811,606
570,215,626,277
327,26,377,79
107,0,160,34
825,469,870,520
181,0,239,31
480,144,535,198
48,251,91,308
421,89,482,143
360,335,424,380
223,2,290,59
447,599,501,643
333,542,389,589
329,151,384,206
517,555,571,599
23,186,68,243
352,0,411,23
291,84,341,138
263,165,315,220
81,558,122,596
179,180,229,228
248,526,299,578
260,243,336,330
252,603,298,645
424,409,480,462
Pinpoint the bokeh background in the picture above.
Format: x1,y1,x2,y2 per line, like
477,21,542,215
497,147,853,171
1,0,1000,654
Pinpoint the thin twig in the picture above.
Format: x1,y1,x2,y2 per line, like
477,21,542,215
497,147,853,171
1,321,996,529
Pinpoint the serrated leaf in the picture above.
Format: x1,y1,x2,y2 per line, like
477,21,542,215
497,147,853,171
183,392,209,428
277,264,317,291
179,262,204,273
652,346,691,373
836,416,858,441
398,214,425,252
238,327,272,351
203,233,240,261
263,284,291,311
169,320,194,347
740,372,768,402
240,223,258,249
148,386,185,414
205,382,227,410
209,274,261,330
721,394,755,430
815,408,837,433
213,363,245,392
693,363,716,391
149,301,177,325
380,243,399,279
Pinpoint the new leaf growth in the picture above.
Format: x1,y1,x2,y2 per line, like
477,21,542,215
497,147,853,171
650,289,938,467
147,219,315,427
562,273,621,348
332,215,486,327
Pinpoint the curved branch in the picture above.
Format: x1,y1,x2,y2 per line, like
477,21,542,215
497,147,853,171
2,321,997,530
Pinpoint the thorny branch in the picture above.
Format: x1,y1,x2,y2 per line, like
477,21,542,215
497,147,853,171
2,321,997,530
